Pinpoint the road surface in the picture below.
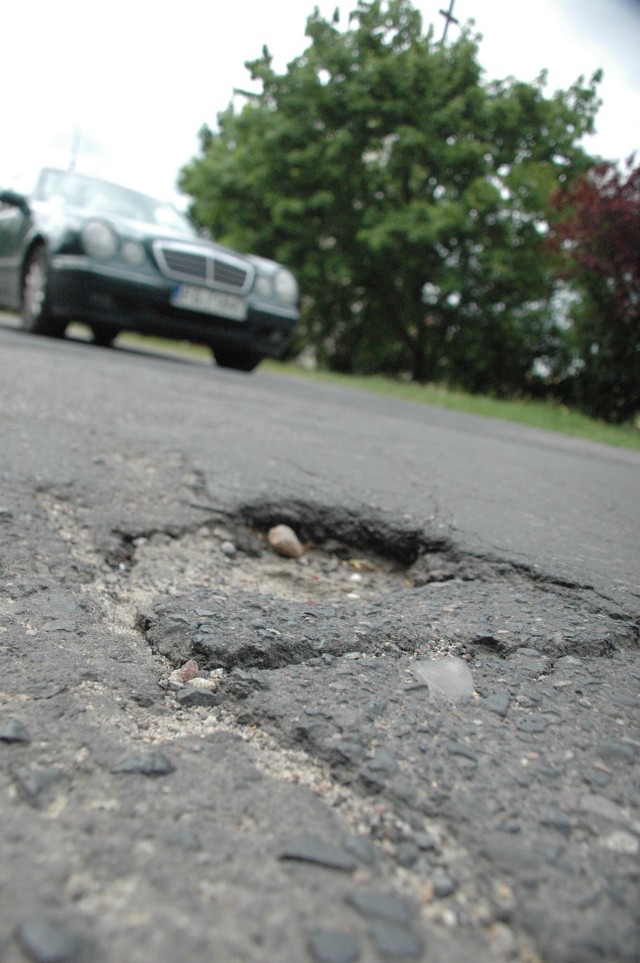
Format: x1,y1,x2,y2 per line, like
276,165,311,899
1,323,638,963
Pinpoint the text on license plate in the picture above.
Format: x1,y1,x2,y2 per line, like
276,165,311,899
171,284,247,321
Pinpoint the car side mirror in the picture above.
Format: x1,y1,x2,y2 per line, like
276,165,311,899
0,189,30,213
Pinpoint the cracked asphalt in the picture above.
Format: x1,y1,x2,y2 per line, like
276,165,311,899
0,323,639,963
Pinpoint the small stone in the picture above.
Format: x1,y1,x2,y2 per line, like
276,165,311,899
346,891,412,924
369,922,423,959
432,867,456,898
582,767,611,788
0,719,31,743
13,767,64,803
413,831,437,851
342,834,377,865
515,714,548,734
554,655,584,668
359,768,387,792
167,827,202,851
43,620,77,633
395,842,420,867
366,748,398,774
446,741,478,763
280,834,357,871
160,675,183,692
176,685,219,708
579,793,628,824
267,524,304,558
537,765,564,781
309,930,360,963
15,916,84,962
188,676,219,691
485,691,511,718
611,692,637,708
177,659,199,682
31,683,67,700
411,657,474,702
497,820,522,834
220,540,237,558
512,651,548,676
539,811,573,837
597,739,635,764
600,831,639,855
330,740,363,766
111,752,175,776
234,529,263,557
492,880,517,921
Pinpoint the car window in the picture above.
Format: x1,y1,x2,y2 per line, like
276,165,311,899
34,169,196,235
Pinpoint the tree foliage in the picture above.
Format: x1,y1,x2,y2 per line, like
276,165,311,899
180,0,602,396
549,158,640,423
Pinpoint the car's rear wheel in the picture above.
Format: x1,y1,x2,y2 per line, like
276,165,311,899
91,323,119,347
212,345,263,372
21,247,66,337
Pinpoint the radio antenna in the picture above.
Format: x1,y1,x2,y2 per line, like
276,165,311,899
69,126,81,172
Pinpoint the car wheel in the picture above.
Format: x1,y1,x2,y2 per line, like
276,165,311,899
21,247,66,337
91,324,119,347
212,346,263,372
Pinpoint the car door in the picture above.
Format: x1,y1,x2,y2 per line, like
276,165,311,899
0,193,30,309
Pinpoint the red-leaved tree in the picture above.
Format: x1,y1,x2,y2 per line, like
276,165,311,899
549,157,640,423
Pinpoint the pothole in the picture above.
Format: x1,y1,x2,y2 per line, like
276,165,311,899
39,493,638,679
40,492,456,629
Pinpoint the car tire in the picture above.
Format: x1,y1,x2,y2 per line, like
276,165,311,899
212,346,263,372
91,324,119,348
21,247,66,337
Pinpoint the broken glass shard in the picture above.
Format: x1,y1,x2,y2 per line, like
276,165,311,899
411,657,474,702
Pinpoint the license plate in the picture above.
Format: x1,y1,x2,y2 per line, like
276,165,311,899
171,284,247,321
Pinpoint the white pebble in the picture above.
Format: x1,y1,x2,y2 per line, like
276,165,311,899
601,831,639,854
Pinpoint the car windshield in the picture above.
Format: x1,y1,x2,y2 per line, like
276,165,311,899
34,169,196,235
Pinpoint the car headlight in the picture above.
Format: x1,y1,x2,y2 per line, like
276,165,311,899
274,269,298,304
121,240,146,266
254,275,274,298
82,219,118,259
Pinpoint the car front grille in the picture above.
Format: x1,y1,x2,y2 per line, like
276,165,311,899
213,261,248,288
153,242,253,293
162,249,207,281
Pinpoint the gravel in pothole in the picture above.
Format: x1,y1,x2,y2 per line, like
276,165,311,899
131,524,412,603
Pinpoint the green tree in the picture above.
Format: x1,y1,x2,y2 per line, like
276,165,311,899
180,0,601,392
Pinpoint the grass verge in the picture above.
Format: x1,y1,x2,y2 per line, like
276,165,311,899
263,361,640,451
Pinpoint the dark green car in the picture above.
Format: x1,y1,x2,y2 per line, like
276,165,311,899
0,168,299,371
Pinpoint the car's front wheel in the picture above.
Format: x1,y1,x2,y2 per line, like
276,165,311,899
212,345,263,372
21,247,66,337
91,323,119,348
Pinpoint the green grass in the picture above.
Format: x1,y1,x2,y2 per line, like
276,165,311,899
262,360,640,451
116,333,640,451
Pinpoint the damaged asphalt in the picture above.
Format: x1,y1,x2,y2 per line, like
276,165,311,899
0,324,639,963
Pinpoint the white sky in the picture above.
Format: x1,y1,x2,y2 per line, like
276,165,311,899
2,0,639,204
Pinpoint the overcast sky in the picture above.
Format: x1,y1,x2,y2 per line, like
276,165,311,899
2,0,638,202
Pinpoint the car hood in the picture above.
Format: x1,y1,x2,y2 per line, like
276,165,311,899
32,200,255,266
